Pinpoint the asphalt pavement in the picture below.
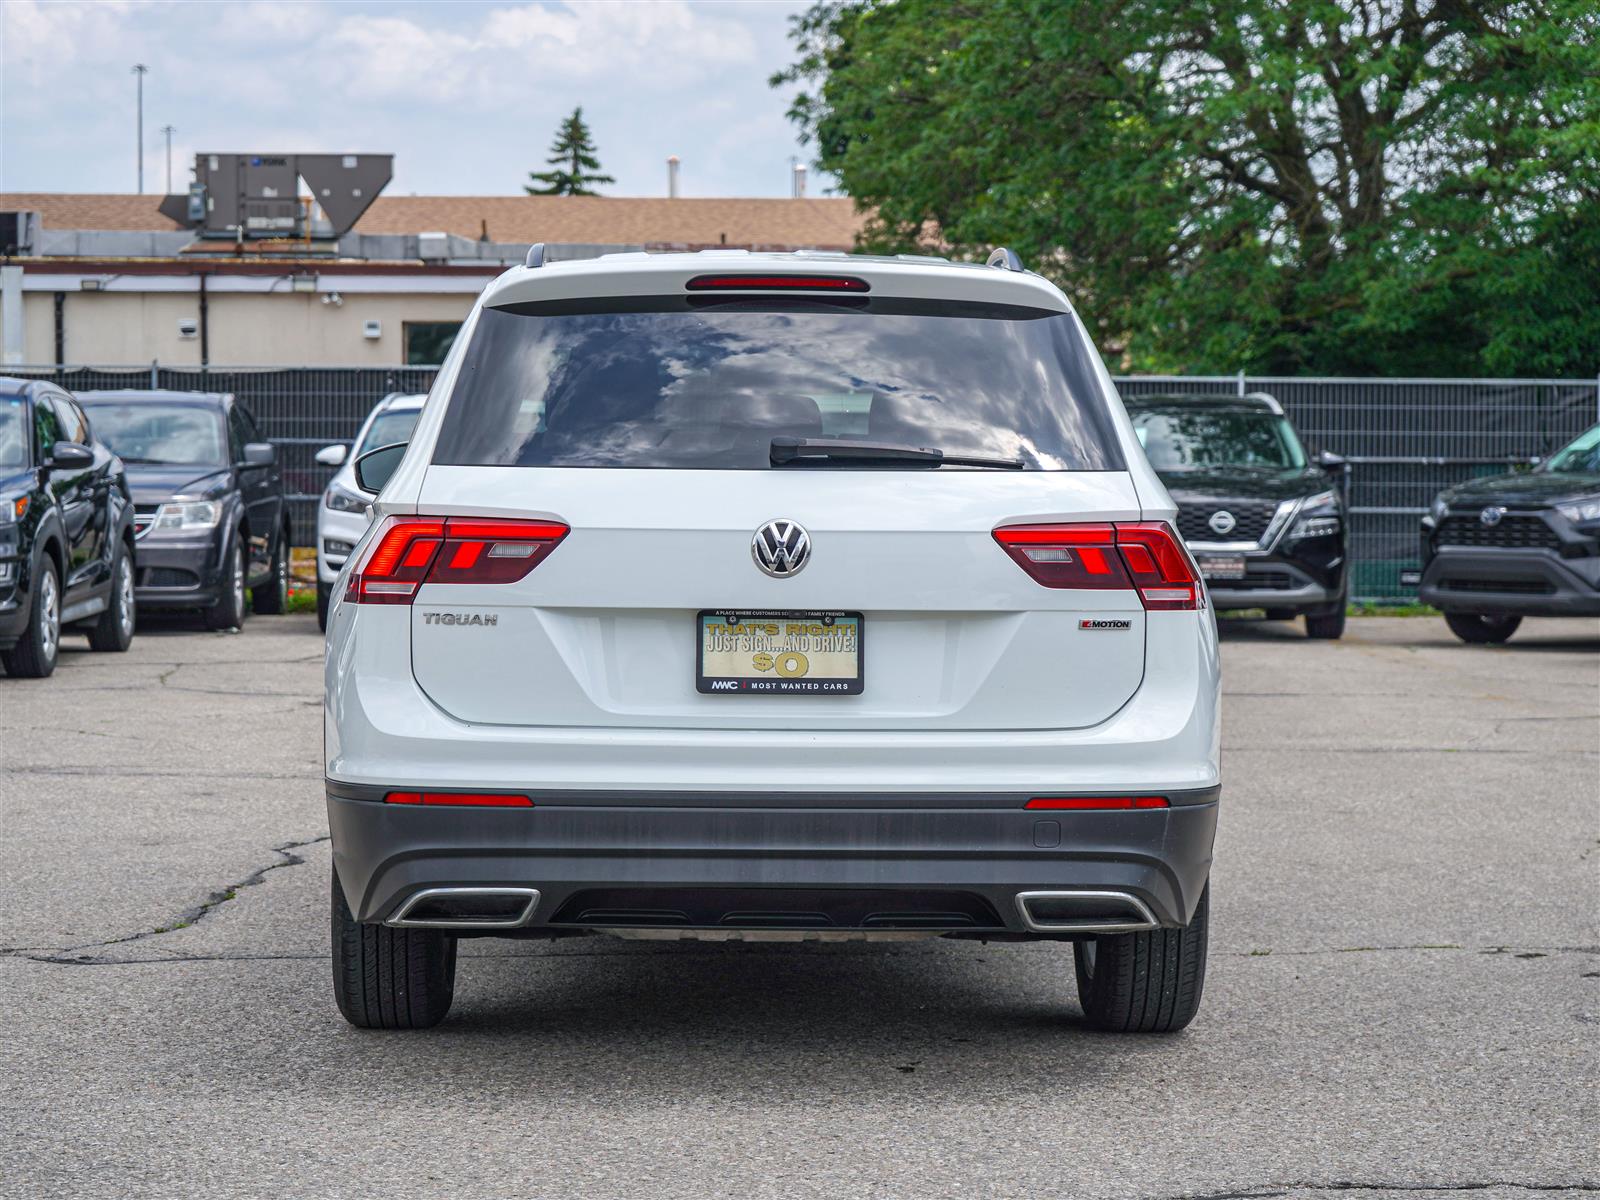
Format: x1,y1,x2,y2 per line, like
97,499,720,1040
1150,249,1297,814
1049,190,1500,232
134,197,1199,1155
1,612,1596,1199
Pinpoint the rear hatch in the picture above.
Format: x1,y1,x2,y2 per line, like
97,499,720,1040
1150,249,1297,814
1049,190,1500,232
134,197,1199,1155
409,466,1146,730
379,277,1162,731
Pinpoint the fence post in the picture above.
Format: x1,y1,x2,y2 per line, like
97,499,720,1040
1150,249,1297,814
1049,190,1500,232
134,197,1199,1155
150,359,158,389
1236,370,1245,397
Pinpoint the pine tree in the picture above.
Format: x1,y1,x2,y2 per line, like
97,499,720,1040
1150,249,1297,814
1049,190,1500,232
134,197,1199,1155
525,107,615,196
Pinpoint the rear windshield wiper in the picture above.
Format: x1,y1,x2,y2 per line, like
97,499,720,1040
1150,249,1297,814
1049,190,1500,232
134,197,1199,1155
770,436,1024,470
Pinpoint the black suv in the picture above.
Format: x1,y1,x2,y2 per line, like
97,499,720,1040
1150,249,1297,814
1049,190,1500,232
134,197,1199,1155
1126,393,1349,638
0,379,138,677
1419,423,1600,643
77,391,290,629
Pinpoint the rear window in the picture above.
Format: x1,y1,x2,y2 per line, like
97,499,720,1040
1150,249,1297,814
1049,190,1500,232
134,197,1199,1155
433,297,1124,471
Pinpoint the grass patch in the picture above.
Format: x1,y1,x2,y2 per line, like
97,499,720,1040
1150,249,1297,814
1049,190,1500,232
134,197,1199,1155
1348,602,1438,617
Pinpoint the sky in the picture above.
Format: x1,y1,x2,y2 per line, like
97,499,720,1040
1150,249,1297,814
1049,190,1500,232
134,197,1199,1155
0,0,831,199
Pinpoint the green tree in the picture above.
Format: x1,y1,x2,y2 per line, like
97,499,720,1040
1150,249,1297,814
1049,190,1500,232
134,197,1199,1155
526,106,616,196
775,1,1600,376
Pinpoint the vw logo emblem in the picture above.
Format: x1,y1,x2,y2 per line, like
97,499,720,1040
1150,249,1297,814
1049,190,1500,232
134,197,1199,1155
1208,510,1238,536
1480,506,1506,527
752,519,811,578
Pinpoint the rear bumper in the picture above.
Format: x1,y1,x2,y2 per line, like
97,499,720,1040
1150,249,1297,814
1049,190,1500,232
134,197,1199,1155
1419,549,1600,616
327,785,1218,934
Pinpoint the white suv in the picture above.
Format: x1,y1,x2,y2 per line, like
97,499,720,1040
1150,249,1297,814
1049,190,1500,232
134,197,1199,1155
313,393,426,629
324,248,1220,1032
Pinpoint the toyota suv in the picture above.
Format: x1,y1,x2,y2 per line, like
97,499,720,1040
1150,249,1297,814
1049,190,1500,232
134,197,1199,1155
324,249,1221,1032
1126,393,1349,638
1419,422,1600,642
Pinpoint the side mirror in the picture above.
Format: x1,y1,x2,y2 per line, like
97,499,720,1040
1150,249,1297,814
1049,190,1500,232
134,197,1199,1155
314,444,348,467
1314,449,1347,471
242,441,276,467
46,441,94,471
353,442,407,495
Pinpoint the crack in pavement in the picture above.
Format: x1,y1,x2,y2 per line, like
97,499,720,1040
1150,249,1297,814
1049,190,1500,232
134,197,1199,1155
1167,1183,1599,1199
7,834,329,966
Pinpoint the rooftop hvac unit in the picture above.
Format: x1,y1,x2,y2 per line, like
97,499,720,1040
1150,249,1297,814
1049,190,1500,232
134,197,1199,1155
158,153,393,240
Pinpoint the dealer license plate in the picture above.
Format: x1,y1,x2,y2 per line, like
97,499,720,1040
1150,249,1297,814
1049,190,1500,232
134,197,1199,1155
697,611,863,695
1198,555,1246,580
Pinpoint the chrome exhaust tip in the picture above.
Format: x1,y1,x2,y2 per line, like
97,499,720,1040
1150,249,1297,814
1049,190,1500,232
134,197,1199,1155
1014,890,1158,934
388,887,541,929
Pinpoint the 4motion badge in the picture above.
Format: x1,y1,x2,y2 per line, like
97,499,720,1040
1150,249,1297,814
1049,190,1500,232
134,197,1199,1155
1080,618,1133,631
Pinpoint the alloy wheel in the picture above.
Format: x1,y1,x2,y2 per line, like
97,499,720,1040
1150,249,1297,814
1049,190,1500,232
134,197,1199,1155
40,569,59,663
117,556,136,640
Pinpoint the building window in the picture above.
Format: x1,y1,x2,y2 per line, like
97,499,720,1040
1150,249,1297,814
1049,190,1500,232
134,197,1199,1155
404,322,462,365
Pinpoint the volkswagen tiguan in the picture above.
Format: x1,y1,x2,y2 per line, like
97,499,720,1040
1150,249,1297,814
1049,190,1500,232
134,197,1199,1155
324,249,1221,1032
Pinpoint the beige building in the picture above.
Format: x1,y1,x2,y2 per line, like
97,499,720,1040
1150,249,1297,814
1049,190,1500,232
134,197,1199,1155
0,193,865,367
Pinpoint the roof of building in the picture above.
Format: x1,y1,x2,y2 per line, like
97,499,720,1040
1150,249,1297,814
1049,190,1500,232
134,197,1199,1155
1,192,867,251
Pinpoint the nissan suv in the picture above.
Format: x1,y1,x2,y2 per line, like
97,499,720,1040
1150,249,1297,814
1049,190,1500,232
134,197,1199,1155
0,379,138,678
1419,423,1600,643
1126,393,1349,638
77,391,291,629
324,249,1221,1032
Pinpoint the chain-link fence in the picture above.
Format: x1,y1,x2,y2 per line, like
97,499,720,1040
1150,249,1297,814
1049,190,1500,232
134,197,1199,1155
8,363,1597,603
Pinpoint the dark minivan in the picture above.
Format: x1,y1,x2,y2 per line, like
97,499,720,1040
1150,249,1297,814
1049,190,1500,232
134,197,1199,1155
0,379,138,677
77,391,291,629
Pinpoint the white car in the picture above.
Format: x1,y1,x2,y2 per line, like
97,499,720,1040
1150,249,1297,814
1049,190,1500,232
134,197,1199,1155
325,247,1221,1032
313,393,426,629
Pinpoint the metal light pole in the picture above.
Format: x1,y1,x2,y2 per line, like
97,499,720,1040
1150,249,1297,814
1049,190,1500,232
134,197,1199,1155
132,64,149,193
160,125,176,194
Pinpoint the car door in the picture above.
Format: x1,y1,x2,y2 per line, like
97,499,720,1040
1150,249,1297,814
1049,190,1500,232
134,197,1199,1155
64,395,114,579
228,401,279,583
43,392,101,594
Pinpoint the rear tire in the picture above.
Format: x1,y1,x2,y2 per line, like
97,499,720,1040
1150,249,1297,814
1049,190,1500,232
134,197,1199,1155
331,869,456,1029
252,526,289,615
1304,607,1346,639
1444,612,1521,644
204,537,247,631
1,558,60,678
88,544,136,652
1074,883,1209,1033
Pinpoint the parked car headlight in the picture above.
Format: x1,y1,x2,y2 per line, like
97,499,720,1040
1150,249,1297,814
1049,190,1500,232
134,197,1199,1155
324,484,367,514
1291,490,1341,538
1555,496,1600,524
1429,495,1450,522
151,499,221,531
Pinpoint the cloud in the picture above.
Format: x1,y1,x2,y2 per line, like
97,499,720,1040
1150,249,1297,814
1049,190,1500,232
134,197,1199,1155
0,0,825,198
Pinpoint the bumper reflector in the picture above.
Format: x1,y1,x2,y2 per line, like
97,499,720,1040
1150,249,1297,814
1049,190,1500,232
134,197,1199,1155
1025,796,1169,810
385,791,534,807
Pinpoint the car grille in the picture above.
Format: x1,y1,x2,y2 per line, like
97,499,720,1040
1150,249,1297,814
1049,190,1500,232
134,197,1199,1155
139,567,200,589
1439,578,1555,595
1435,513,1560,550
1176,501,1277,544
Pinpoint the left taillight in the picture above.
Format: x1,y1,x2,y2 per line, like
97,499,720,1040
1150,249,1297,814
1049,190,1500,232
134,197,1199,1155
345,516,568,605
993,521,1202,611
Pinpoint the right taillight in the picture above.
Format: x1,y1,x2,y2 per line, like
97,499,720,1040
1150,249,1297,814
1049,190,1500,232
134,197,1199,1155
345,516,568,605
993,521,1201,611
